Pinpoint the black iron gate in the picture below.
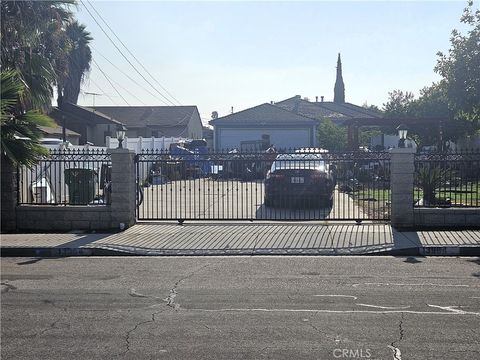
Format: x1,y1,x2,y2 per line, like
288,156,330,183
135,150,390,222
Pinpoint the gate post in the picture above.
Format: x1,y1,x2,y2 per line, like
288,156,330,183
110,148,136,230
390,147,415,229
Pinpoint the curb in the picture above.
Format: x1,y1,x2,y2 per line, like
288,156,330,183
2,246,479,257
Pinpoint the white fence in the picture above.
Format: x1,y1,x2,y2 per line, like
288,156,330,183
106,136,189,154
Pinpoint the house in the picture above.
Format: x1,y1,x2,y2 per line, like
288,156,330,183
209,103,318,150
89,105,203,139
49,103,124,146
50,103,203,146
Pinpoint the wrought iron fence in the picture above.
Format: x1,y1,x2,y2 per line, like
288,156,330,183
136,149,391,221
18,149,112,205
414,150,480,208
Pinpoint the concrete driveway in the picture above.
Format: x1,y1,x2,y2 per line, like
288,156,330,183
2,223,479,257
138,179,367,220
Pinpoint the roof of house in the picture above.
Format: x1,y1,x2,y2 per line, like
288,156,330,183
274,95,383,123
39,125,80,138
209,103,317,126
88,106,199,129
50,103,124,126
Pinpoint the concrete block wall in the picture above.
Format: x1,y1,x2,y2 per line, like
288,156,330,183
110,149,136,229
16,206,112,231
415,208,480,228
390,148,415,229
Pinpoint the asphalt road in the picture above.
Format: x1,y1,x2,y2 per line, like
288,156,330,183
1,256,479,359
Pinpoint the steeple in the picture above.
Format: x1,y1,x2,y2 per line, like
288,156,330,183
334,53,345,103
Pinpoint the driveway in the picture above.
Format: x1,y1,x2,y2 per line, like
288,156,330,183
139,179,364,220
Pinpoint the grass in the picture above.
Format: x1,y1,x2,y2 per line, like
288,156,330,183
414,185,480,207
355,188,390,203
352,181,479,209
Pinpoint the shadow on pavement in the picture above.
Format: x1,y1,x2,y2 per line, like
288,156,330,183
392,230,422,250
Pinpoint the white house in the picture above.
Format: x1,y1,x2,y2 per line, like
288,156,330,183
209,103,318,150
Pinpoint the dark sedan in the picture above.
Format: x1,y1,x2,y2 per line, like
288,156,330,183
264,153,335,208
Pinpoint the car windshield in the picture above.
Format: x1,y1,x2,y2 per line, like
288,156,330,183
271,154,326,171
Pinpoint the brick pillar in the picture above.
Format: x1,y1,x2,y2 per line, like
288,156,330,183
110,149,136,230
390,147,415,229
1,156,17,232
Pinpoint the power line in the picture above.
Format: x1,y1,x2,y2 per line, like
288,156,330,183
79,0,177,106
91,45,162,103
91,61,147,105
92,58,130,105
85,78,117,105
86,0,182,106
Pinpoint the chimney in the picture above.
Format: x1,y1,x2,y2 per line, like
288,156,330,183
231,106,234,114
321,96,324,102
270,101,273,104
315,96,318,102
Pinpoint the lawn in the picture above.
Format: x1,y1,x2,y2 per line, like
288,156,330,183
355,188,391,203
414,183,480,207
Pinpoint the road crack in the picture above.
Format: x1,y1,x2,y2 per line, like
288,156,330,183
119,309,167,357
304,317,343,344
388,312,404,360
25,299,70,338
163,263,210,310
0,281,17,293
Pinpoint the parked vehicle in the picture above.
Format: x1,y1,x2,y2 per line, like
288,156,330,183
264,153,335,208
40,138,73,150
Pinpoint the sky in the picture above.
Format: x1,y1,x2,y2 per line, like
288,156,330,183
74,1,472,124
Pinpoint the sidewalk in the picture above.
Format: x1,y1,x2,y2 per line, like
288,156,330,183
1,222,479,257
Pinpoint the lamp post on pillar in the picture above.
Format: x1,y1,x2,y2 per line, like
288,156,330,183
116,126,126,149
396,124,408,148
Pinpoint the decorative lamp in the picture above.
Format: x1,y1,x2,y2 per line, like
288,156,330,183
396,124,408,148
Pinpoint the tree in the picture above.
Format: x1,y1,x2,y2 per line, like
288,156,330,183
317,118,348,151
1,70,55,166
57,21,93,106
382,85,468,148
1,1,93,164
1,1,74,110
334,53,345,103
362,102,381,113
382,90,415,119
435,0,480,126
409,82,450,118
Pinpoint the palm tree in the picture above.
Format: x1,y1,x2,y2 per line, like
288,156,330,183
1,70,55,166
57,21,93,106
415,165,450,205
1,1,74,111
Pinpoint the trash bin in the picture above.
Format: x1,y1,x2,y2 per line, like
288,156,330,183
64,168,97,204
